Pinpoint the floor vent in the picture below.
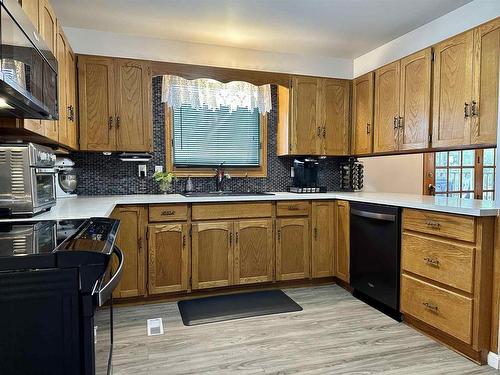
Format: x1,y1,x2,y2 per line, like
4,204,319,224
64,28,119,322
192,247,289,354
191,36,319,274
147,318,164,336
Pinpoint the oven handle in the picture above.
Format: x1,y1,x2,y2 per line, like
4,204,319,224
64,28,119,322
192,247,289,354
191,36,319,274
351,208,396,222
34,168,57,174
98,246,124,307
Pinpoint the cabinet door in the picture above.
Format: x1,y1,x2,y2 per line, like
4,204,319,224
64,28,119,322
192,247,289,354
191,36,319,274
234,219,274,285
192,221,233,289
334,201,350,283
66,47,78,149
399,48,432,150
111,206,147,298
147,223,189,294
115,59,153,152
56,28,67,146
432,31,474,148
321,79,350,155
38,0,56,53
290,76,321,155
21,0,39,30
78,56,116,151
276,218,310,281
311,201,334,278
374,61,400,153
352,72,374,155
472,18,500,145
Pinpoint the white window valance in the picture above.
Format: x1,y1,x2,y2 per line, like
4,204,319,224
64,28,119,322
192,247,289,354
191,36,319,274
161,75,272,114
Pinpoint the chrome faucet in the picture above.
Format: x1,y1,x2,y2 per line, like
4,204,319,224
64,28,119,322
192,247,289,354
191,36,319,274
214,162,230,192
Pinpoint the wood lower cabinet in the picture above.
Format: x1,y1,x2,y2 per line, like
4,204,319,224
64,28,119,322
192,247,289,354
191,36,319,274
78,55,152,152
352,72,374,155
400,208,494,363
432,31,474,148
276,217,310,281
191,221,233,290
334,200,350,283
311,201,334,278
147,223,189,294
234,219,274,284
111,206,147,298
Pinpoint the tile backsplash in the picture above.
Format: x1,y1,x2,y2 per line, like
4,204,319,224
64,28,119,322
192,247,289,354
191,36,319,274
72,77,344,195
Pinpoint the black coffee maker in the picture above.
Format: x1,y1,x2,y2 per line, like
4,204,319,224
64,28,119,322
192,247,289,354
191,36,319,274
290,158,326,193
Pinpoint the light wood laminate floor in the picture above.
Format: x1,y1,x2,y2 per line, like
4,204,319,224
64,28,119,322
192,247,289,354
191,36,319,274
110,285,497,374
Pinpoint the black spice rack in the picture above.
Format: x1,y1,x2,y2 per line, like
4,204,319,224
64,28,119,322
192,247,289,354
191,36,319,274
339,157,364,192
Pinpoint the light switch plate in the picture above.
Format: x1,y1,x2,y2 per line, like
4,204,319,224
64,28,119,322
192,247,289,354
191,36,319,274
138,165,147,178
154,165,163,173
291,167,294,178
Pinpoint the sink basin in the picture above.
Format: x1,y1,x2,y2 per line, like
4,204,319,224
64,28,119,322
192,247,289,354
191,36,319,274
181,191,275,197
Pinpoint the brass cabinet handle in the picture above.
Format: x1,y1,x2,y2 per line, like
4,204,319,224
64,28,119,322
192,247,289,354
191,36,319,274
366,123,371,134
393,116,398,129
235,232,239,244
398,116,404,129
277,229,281,242
108,116,113,129
424,257,440,267
314,227,318,240
229,232,233,245
464,102,470,118
67,105,74,121
322,126,326,138
317,126,321,136
161,210,175,216
116,116,121,128
423,302,439,312
425,220,441,229
471,100,478,117
182,235,186,248
288,206,299,211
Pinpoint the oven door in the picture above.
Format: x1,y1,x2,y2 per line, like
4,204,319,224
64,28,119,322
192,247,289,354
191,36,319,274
94,246,124,375
31,168,56,210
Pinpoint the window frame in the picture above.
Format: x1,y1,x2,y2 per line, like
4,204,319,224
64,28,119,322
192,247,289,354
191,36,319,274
423,149,496,200
164,105,268,177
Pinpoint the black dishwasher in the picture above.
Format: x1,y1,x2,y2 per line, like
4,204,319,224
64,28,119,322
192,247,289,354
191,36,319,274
350,202,401,319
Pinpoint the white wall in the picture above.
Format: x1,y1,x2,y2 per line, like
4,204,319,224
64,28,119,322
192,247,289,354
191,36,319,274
359,154,423,194
63,27,353,79
354,0,500,77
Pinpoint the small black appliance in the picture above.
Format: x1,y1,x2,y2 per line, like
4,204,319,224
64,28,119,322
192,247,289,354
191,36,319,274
289,158,326,193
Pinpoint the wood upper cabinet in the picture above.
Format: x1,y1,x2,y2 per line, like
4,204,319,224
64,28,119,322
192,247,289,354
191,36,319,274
374,49,431,153
56,27,67,145
334,200,350,283
78,56,116,151
111,206,147,298
233,219,274,285
352,72,374,155
78,56,152,152
39,0,56,54
115,59,153,151
374,61,400,153
147,223,189,294
191,221,233,290
321,79,350,155
432,31,474,148
20,0,39,30
279,76,350,156
471,18,500,145
65,46,78,149
290,76,321,155
311,201,334,278
399,49,432,150
276,217,310,281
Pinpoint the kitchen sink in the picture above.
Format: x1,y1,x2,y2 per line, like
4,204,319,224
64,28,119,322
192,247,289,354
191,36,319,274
181,191,275,197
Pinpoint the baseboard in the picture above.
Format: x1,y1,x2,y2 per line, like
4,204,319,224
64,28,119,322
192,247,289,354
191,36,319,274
487,351,499,369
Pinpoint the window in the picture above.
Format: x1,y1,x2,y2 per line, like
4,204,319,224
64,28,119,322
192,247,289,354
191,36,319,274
172,104,261,167
426,148,496,200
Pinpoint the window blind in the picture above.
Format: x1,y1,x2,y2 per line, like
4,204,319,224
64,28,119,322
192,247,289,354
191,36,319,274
172,104,261,167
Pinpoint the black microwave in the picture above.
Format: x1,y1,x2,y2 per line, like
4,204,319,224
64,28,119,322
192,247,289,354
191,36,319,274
0,0,58,119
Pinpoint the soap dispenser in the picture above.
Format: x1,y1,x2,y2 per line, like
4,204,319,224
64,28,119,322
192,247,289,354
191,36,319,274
185,176,194,193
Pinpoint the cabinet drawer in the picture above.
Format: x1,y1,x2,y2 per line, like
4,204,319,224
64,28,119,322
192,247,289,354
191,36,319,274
192,202,272,220
402,209,475,242
401,274,473,344
149,204,188,222
276,201,310,216
402,233,475,293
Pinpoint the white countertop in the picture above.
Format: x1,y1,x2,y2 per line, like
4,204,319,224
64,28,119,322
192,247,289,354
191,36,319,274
3,191,499,222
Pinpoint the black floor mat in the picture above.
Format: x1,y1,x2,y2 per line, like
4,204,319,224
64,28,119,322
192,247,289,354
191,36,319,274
177,289,303,326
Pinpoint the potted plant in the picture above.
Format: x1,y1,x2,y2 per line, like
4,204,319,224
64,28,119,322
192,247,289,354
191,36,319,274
153,171,177,194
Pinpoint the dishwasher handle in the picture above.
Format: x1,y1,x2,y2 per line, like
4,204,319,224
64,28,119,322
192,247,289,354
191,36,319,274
351,208,396,222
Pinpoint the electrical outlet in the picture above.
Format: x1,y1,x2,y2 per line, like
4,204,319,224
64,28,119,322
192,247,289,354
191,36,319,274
138,165,147,178
154,165,163,174
290,167,294,178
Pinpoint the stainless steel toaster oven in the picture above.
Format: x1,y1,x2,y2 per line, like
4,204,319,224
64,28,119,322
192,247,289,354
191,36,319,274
0,143,56,216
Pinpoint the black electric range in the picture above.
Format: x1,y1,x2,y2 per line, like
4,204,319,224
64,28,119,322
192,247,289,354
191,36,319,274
0,218,122,375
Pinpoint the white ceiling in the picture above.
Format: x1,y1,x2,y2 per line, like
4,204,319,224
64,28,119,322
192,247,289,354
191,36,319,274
51,0,472,59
